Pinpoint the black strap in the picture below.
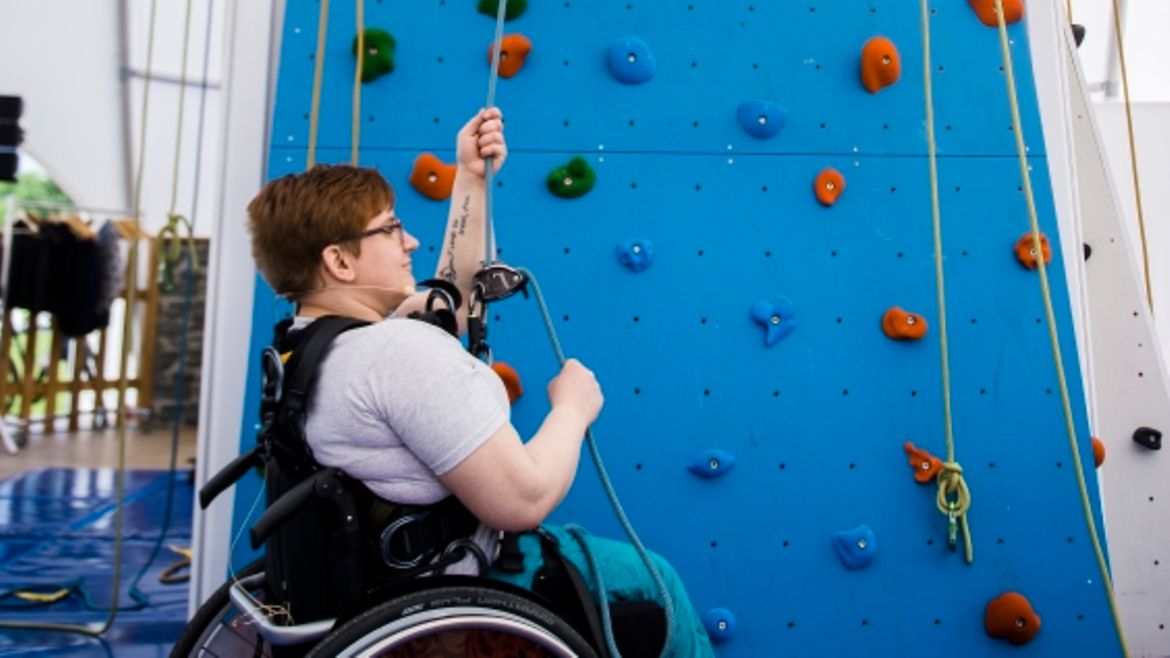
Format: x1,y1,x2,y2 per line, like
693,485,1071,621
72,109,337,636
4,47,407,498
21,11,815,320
274,316,369,463
532,529,610,657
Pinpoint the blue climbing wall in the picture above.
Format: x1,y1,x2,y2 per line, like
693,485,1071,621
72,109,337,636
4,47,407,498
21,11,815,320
235,2,1123,656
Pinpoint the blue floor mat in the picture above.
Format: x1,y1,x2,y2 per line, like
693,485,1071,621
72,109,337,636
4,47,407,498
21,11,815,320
0,468,194,656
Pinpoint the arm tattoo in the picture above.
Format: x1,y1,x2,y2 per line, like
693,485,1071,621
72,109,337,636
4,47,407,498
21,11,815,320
439,195,472,282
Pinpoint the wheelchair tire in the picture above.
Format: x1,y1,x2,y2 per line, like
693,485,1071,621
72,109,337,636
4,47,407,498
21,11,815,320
306,584,599,658
170,559,272,657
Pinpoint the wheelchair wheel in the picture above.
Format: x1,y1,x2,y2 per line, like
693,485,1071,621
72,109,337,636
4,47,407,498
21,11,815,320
306,585,598,658
171,560,273,657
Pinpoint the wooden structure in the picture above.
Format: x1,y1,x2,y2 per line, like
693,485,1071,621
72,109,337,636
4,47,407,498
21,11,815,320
0,218,160,432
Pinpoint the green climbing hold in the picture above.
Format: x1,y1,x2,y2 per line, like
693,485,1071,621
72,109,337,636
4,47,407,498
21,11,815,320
478,0,527,21
352,28,396,83
547,157,597,199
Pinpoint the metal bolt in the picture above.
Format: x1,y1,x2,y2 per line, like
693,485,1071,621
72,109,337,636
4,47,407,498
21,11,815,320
717,620,728,631
632,245,642,254
709,458,720,470
1015,617,1026,628
906,316,916,325
757,115,768,125
368,47,379,56
857,538,868,550
627,53,637,63
825,181,835,191
427,173,438,183
770,315,781,325
882,55,891,65
920,461,931,471
563,177,573,186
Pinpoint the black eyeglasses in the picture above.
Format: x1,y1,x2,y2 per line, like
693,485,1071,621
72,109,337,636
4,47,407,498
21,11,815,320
340,217,403,243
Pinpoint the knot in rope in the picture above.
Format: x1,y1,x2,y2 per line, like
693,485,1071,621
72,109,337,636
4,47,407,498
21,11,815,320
935,461,973,563
156,212,200,293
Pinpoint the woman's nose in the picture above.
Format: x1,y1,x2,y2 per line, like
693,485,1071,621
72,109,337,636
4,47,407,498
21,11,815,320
403,229,421,253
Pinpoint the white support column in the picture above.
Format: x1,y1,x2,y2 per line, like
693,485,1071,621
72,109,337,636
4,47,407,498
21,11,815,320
189,0,283,611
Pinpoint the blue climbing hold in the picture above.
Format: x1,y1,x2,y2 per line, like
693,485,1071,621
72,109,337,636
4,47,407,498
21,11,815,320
702,607,737,643
615,239,655,272
750,298,796,346
737,100,787,139
606,37,656,85
832,524,878,570
687,449,736,479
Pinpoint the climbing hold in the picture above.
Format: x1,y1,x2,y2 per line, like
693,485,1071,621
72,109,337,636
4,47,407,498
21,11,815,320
968,0,1025,28
984,592,1041,646
882,306,928,341
408,153,457,201
832,524,878,570
860,37,901,94
606,37,656,85
1083,242,1092,261
546,157,597,199
1071,24,1086,48
1014,232,1052,270
478,0,527,21
1133,426,1162,451
352,29,396,83
487,34,532,79
814,168,845,207
701,608,737,644
750,298,796,347
903,442,943,484
490,362,523,405
687,449,737,480
615,240,655,273
1091,436,1106,467
736,100,787,140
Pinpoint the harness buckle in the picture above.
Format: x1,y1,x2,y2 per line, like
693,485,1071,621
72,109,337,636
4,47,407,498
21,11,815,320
379,511,436,569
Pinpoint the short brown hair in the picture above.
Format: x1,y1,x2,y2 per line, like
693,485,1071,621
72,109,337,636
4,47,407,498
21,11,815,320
246,164,394,297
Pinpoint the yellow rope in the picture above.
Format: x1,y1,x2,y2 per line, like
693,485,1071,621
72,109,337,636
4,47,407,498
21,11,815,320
351,0,364,165
919,0,974,564
0,0,162,640
307,0,331,169
992,1,1129,654
1110,0,1152,312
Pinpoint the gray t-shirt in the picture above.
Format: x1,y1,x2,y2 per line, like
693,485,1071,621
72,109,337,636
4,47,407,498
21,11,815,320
298,316,510,571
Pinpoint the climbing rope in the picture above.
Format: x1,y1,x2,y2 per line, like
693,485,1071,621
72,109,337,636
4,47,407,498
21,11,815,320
991,1,1130,654
0,0,164,638
522,269,676,657
351,0,364,165
1108,0,1152,312
918,0,974,564
306,0,331,169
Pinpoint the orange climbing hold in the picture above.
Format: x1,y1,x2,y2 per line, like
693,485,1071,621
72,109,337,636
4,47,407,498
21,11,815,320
814,168,846,207
1092,436,1106,468
487,34,532,79
860,37,901,94
491,361,523,404
409,153,457,201
985,592,1041,646
968,0,1025,28
903,442,942,484
882,306,928,341
1014,232,1052,269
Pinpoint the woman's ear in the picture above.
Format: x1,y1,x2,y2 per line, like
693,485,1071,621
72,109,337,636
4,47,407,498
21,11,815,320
320,244,358,283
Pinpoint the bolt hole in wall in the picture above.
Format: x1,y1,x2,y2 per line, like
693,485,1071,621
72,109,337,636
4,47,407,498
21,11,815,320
256,0,1129,655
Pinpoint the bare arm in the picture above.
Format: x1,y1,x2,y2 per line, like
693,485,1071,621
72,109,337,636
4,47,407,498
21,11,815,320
396,109,504,333
438,358,602,532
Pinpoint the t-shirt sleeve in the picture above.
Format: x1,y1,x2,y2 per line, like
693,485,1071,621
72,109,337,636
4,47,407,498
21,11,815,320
362,320,510,476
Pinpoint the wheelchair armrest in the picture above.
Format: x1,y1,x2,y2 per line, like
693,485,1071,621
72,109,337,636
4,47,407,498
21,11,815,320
250,468,352,550
198,448,262,509
229,572,335,646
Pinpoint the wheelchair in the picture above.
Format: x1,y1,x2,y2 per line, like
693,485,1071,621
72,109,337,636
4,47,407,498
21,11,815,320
173,315,664,658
